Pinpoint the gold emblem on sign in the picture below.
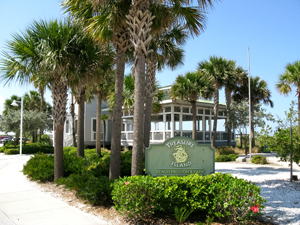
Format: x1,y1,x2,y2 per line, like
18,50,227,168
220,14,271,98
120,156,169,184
172,145,190,163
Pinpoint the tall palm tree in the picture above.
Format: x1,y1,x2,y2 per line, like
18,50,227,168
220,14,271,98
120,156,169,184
67,24,105,157
171,71,213,140
0,19,85,180
276,60,300,127
197,56,230,148
143,25,186,149
86,45,115,156
128,0,216,176
62,0,132,179
233,76,274,147
223,62,244,146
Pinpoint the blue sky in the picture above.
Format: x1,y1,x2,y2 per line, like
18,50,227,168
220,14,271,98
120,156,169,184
0,0,299,132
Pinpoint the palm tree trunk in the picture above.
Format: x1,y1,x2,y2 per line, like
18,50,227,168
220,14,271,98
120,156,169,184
144,95,153,149
144,55,156,149
212,86,219,148
103,120,106,151
191,101,197,140
77,89,85,157
132,53,145,176
109,50,126,179
52,77,68,180
96,91,102,156
70,94,76,147
225,87,232,146
128,0,154,176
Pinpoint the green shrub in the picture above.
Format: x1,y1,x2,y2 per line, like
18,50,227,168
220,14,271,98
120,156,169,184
215,154,238,162
57,173,113,206
251,155,268,164
112,173,266,222
23,153,54,182
4,148,19,154
2,143,54,155
215,147,236,157
40,134,51,145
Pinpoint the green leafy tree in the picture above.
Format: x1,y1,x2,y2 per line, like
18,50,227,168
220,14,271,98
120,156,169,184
227,101,274,153
256,101,300,179
276,60,300,127
0,109,52,147
233,76,274,147
171,71,214,140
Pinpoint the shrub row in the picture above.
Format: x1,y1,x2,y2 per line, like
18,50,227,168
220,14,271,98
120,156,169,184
0,142,54,154
112,173,265,222
215,154,239,162
22,148,266,223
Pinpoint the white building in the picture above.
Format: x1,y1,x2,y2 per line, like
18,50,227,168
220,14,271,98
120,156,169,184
63,86,235,147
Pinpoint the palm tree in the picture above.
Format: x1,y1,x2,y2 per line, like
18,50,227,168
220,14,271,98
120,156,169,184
86,45,115,156
62,0,132,179
144,25,186,149
67,24,105,157
233,76,274,147
128,0,216,176
0,19,85,180
223,63,245,146
276,60,300,127
171,71,213,140
197,56,230,148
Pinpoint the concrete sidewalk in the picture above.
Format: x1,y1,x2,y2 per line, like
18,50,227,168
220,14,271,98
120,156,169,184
0,153,110,225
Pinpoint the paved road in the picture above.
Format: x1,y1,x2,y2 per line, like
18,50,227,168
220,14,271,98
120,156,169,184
0,153,110,225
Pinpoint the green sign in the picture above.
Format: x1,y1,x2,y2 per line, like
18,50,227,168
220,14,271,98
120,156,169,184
145,137,215,176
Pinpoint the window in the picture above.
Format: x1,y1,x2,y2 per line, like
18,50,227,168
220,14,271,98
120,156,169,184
198,109,203,114
196,116,202,131
182,107,189,113
205,109,210,115
165,107,171,112
182,115,193,130
66,120,70,133
151,115,163,131
205,116,210,131
174,106,181,112
174,114,180,130
166,114,171,130
92,119,104,141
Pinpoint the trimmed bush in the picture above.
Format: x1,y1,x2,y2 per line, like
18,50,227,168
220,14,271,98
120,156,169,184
215,154,239,162
251,155,268,164
112,173,266,222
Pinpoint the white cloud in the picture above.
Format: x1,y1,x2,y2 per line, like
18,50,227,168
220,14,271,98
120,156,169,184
0,95,4,115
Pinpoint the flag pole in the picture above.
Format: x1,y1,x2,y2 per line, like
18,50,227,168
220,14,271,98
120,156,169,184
248,46,252,160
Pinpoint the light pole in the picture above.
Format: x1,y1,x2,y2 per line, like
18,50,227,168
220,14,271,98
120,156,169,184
11,97,23,155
